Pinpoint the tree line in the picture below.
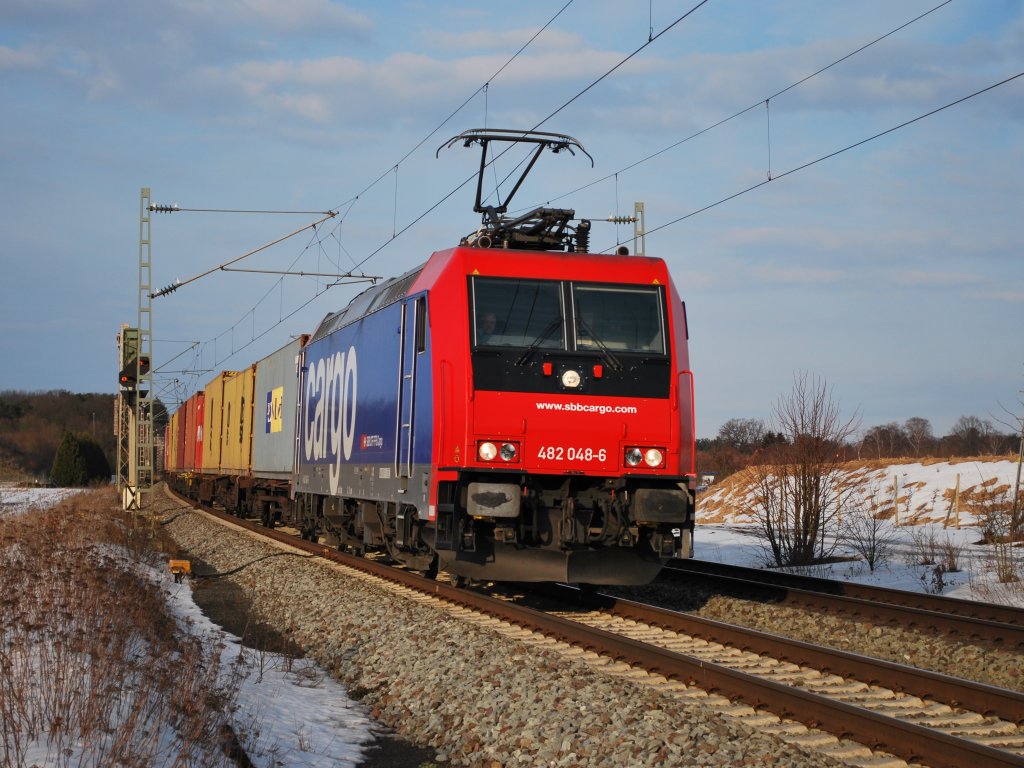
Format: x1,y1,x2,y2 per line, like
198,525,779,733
698,413,1020,481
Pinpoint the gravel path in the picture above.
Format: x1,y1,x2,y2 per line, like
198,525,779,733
154,494,852,768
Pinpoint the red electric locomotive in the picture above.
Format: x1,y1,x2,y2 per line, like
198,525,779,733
290,130,696,584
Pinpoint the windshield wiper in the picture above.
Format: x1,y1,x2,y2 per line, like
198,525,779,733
515,318,563,366
575,318,624,371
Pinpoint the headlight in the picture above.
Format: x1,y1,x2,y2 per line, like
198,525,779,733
477,440,519,462
644,448,664,467
560,369,581,388
624,446,665,468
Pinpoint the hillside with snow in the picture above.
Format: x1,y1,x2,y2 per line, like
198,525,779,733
694,457,1023,606
698,457,1019,527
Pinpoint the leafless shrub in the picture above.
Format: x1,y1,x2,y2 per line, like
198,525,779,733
0,488,241,767
938,537,966,572
840,493,899,572
905,526,941,566
968,484,1019,584
750,372,859,567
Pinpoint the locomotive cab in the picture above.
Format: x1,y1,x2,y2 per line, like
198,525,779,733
424,246,696,584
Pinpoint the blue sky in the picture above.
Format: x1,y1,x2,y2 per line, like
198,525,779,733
1,0,1021,439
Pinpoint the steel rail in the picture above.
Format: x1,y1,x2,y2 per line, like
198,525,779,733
547,585,1024,725
663,559,1024,650
169,492,1024,768
669,558,1024,627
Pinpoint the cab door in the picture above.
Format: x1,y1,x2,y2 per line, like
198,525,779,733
395,295,426,483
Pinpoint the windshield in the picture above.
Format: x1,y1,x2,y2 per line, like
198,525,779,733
473,277,564,348
573,284,665,354
471,277,666,355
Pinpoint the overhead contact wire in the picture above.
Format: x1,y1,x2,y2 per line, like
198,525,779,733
527,0,955,209
633,71,1024,243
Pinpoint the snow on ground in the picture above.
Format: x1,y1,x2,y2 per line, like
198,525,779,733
0,483,86,517
696,459,1024,607
2,483,374,768
159,563,375,767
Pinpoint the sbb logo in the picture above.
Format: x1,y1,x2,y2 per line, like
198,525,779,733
303,346,357,494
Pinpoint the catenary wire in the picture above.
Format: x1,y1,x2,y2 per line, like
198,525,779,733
599,71,1024,251
517,0,955,211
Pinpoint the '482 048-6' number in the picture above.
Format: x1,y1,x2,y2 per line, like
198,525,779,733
537,446,607,462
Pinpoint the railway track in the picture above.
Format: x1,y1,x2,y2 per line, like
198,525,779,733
663,558,1024,649
169,489,1024,768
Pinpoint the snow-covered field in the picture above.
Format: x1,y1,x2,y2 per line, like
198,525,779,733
0,484,85,518
696,459,1024,607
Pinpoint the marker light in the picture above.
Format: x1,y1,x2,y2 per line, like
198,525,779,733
625,447,643,467
499,442,518,461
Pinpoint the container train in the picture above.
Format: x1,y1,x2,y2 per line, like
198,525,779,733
164,130,696,585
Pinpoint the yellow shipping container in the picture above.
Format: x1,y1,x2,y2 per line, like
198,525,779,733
220,364,256,475
202,372,234,474
166,407,179,472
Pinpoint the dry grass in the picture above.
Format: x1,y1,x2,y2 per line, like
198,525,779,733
0,488,239,767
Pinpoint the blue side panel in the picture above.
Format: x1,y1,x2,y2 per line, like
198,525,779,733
294,295,433,505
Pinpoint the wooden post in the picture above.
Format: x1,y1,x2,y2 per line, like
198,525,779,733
893,475,899,527
954,473,961,529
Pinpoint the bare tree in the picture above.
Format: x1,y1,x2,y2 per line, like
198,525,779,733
716,417,767,452
861,422,909,459
751,372,860,567
904,416,934,457
949,415,996,455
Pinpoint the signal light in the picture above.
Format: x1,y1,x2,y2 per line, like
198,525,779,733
118,355,150,388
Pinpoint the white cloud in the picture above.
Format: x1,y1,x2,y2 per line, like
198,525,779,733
177,0,373,37
752,264,846,284
424,26,583,54
0,43,50,71
893,270,981,287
